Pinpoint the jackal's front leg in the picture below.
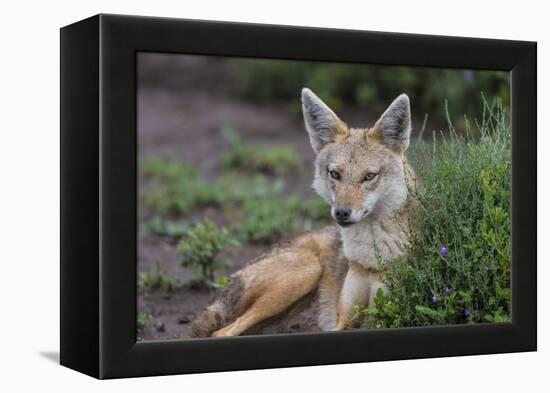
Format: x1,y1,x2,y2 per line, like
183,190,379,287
336,262,384,330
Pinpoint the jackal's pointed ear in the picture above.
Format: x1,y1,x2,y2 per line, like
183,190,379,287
301,88,348,153
368,94,412,152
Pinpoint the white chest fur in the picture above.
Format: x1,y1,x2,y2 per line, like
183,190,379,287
340,217,408,270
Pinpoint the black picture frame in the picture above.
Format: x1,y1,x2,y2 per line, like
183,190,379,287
60,14,537,379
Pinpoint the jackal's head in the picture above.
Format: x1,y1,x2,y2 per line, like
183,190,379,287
302,88,412,227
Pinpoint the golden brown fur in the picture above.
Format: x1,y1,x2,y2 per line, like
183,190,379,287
190,88,418,337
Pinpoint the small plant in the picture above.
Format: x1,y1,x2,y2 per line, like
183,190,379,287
145,178,227,215
142,157,226,215
177,220,238,285
138,259,178,293
141,157,196,180
352,98,511,329
238,196,302,243
238,194,332,244
136,312,152,341
217,173,286,203
142,159,286,216
221,127,299,175
140,216,189,238
137,312,149,331
213,275,231,289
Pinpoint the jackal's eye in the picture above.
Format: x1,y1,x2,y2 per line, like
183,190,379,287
363,172,377,182
329,170,341,180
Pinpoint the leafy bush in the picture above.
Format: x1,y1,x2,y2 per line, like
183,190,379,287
238,196,302,243
353,99,511,328
138,259,178,293
229,58,509,130
177,220,238,284
222,127,299,175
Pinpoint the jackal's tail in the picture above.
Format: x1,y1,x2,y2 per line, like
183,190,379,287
189,277,245,338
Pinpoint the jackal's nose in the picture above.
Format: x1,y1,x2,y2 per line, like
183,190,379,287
334,208,351,221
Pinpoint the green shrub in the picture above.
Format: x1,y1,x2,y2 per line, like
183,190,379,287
238,195,331,243
142,158,226,215
141,157,332,245
138,259,178,293
145,178,227,215
238,196,302,243
222,127,299,175
353,99,511,328
229,58,509,131
177,220,238,284
142,156,292,216
216,173,286,203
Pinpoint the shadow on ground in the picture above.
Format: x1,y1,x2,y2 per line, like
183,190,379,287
38,351,59,364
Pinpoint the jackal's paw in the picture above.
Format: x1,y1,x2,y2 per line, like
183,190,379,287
211,327,233,337
335,321,347,331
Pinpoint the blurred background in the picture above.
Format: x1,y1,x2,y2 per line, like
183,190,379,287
137,53,509,340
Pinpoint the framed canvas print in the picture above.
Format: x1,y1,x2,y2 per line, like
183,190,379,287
60,14,536,379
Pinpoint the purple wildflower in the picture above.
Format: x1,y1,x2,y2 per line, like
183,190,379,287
464,309,470,317
431,295,437,303
440,246,448,257
444,287,451,296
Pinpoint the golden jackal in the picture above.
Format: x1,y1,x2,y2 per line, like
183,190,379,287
191,88,418,337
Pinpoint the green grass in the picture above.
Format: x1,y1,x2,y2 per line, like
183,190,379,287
141,154,331,244
222,127,300,175
138,259,178,293
144,175,225,215
141,155,292,216
140,216,189,238
238,195,331,244
216,174,286,203
238,196,302,244
352,99,511,328
142,158,196,180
